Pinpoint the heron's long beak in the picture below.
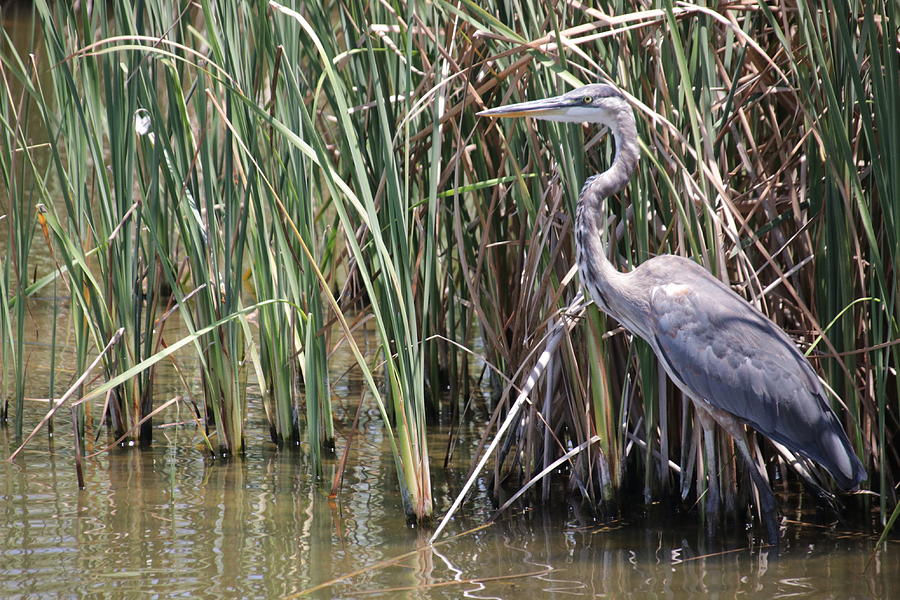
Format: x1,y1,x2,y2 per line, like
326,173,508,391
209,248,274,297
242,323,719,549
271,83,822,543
476,95,569,119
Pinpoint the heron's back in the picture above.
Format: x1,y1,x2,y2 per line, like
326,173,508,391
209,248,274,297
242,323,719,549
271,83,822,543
628,255,865,490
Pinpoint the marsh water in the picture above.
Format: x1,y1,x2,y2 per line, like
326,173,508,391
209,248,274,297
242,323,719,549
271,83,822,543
3,406,899,600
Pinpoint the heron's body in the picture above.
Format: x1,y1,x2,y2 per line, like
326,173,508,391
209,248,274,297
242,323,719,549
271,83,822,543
585,252,862,489
479,83,865,543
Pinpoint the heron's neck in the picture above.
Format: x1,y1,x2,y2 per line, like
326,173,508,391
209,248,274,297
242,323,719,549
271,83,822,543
574,108,640,317
582,108,639,214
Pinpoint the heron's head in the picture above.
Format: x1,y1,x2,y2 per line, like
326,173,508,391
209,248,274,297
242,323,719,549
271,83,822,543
477,83,628,124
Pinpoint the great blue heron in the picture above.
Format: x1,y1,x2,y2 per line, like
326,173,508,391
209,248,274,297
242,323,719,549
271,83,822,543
478,83,865,544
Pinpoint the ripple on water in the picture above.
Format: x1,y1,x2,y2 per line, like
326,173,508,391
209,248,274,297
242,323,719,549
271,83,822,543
2,397,898,598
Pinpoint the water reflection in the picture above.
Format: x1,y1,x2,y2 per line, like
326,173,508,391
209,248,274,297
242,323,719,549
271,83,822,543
2,421,899,599
0,333,896,598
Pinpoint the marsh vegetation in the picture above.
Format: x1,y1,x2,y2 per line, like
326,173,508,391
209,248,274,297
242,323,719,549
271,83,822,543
2,0,898,543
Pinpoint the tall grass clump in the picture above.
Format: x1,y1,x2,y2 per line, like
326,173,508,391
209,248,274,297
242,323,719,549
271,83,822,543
28,0,189,448
267,1,439,517
246,6,337,460
3,0,449,520
0,22,39,442
761,0,900,517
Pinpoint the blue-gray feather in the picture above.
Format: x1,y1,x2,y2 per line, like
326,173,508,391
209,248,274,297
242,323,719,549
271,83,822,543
641,255,865,490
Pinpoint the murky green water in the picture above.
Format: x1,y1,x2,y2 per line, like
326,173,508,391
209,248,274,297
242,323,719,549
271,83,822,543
3,378,898,599
3,433,898,599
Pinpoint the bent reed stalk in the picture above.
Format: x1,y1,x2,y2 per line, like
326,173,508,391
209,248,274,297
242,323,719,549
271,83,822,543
0,0,896,529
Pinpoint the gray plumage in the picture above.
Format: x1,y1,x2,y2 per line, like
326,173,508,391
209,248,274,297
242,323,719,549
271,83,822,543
645,255,862,489
479,83,865,541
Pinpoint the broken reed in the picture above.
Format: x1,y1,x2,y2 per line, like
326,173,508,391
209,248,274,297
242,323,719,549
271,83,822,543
1,0,896,525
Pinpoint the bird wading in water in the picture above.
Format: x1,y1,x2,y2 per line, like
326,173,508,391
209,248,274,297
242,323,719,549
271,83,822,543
478,83,865,545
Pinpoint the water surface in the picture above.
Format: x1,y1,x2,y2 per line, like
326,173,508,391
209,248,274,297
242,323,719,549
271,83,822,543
3,404,897,599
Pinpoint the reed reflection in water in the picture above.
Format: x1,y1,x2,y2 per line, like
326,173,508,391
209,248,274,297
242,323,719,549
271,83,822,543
2,416,897,599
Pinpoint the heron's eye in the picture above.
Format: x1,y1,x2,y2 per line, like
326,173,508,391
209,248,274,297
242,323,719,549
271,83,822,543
582,96,593,104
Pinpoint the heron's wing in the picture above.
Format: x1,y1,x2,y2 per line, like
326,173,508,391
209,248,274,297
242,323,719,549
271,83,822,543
645,261,863,488
648,276,811,435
